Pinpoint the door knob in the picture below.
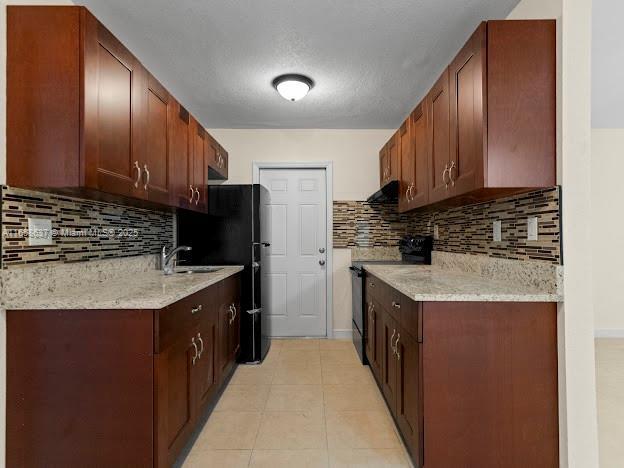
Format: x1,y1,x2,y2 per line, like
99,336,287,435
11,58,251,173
319,248,325,254
319,260,326,266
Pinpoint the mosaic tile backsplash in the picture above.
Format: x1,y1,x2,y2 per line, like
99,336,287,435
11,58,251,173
1,186,174,268
334,187,561,264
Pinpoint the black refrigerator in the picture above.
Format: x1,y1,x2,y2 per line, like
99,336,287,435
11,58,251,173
177,184,270,364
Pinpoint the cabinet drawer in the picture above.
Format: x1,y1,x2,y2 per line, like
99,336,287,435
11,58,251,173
155,283,218,352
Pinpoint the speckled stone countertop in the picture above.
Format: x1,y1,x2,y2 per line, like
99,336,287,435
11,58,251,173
2,265,244,310
363,264,563,302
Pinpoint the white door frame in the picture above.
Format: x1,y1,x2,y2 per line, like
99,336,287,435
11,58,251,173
253,161,334,338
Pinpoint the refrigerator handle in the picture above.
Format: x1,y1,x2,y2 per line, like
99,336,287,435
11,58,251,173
253,242,271,247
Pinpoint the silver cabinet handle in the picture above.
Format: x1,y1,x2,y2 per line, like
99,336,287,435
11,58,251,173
390,329,397,355
319,248,325,254
194,188,200,205
133,161,141,188
143,164,150,190
231,303,237,321
395,333,401,360
319,260,326,266
191,304,202,314
191,337,199,365
442,163,450,189
405,186,410,201
392,301,401,309
369,282,375,288
197,333,204,358
448,161,456,186
189,185,195,203
228,304,234,324
408,183,415,201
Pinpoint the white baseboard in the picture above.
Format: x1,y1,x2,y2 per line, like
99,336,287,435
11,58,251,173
595,329,624,338
332,329,353,339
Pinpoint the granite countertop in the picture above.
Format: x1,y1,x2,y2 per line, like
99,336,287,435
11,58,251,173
363,264,563,302
3,265,244,310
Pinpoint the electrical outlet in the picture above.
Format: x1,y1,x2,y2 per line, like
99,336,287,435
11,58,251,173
433,224,440,240
527,217,538,241
492,220,502,242
28,218,53,246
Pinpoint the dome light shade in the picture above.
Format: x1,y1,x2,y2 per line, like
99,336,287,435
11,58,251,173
272,74,314,102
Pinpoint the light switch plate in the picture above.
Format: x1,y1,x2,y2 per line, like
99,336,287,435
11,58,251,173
28,218,53,246
433,224,440,240
527,217,538,241
493,220,502,242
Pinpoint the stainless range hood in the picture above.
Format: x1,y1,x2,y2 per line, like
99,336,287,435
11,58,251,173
366,180,398,203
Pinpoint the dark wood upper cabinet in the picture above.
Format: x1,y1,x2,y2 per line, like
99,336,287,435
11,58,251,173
190,117,208,212
426,69,452,205
143,72,172,205
7,5,229,212
83,13,146,200
448,22,487,197
397,20,556,212
398,117,413,212
399,102,429,212
379,132,399,187
207,133,229,180
169,99,193,209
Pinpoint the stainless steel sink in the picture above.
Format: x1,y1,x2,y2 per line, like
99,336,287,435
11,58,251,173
174,267,222,274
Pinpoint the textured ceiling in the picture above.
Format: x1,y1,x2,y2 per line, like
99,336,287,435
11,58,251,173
80,0,520,129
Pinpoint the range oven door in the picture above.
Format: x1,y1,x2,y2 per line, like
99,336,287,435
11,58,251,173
349,266,366,364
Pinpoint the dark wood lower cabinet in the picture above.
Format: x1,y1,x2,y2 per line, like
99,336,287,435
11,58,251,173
364,273,559,468
7,273,241,468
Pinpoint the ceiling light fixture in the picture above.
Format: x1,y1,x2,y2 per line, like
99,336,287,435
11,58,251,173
272,74,314,102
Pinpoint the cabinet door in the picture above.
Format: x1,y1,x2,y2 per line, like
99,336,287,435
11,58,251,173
83,13,145,200
427,69,452,204
190,118,207,212
216,302,232,382
381,310,398,410
387,132,399,183
169,100,192,209
195,312,217,412
449,22,486,197
144,72,171,204
155,330,197,466
219,146,229,179
410,103,429,209
395,329,422,466
379,145,389,186
398,117,413,213
205,134,220,176
366,300,382,381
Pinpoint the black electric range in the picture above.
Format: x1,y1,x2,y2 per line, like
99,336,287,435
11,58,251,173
349,236,432,364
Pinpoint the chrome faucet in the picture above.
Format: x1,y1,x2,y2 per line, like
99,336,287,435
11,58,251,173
161,245,192,275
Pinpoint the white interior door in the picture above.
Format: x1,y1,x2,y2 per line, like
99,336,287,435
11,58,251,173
260,168,327,337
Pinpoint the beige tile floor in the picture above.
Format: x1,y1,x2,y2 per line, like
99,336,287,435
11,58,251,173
596,338,624,468
183,339,413,468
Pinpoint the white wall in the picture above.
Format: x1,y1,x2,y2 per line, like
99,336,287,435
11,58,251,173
592,129,624,336
209,129,393,200
209,128,393,337
508,0,600,467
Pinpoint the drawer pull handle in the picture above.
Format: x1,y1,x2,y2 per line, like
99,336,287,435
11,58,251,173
392,301,401,309
191,304,203,314
228,304,234,324
133,161,142,188
191,337,198,365
197,333,204,358
143,164,150,191
395,334,401,360
390,328,396,355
